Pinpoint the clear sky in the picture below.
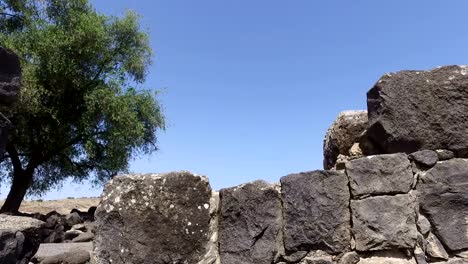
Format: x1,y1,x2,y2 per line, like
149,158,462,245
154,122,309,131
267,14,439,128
3,0,468,199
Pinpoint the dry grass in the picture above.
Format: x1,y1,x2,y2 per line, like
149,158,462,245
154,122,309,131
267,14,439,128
0,197,100,215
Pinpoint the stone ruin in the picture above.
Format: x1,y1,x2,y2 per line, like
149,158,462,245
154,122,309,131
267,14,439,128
92,65,468,264
1,47,467,264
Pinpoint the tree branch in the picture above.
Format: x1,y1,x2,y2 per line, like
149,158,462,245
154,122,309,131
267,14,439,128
6,143,22,172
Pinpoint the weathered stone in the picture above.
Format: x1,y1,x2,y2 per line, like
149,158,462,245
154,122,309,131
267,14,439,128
39,249,90,264
417,214,431,236
283,251,308,263
454,250,468,259
425,232,449,261
0,215,44,264
410,150,439,167
197,191,220,264
94,172,212,264
367,65,468,154
281,170,351,254
71,231,94,243
300,256,333,264
414,247,427,264
358,250,417,264
323,110,368,170
71,223,86,232
64,212,82,228
218,181,282,264
445,259,468,264
338,252,360,264
64,229,83,240
435,149,455,161
349,143,364,157
416,159,468,251
345,154,413,197
351,194,418,251
300,250,334,264
33,242,93,263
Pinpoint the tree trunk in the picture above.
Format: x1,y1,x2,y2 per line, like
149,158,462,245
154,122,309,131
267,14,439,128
0,169,33,214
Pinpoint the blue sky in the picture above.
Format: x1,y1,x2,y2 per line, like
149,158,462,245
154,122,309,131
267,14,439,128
3,0,468,199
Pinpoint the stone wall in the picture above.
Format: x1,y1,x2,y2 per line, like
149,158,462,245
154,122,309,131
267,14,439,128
94,65,468,264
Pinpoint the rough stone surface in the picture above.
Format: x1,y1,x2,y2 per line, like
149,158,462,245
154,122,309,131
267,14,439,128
33,242,93,263
94,172,213,264
323,110,368,170
71,231,94,243
299,250,333,264
416,159,468,251
64,212,82,228
0,215,44,264
425,232,449,261
281,170,351,254
351,194,418,251
218,180,282,264
345,154,413,197
39,249,90,264
410,150,439,167
435,149,455,161
367,65,468,155
417,214,431,236
339,252,360,264
358,250,417,264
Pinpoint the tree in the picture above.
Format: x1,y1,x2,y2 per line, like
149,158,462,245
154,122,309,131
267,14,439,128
0,0,165,213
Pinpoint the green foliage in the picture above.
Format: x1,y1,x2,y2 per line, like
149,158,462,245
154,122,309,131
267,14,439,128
0,0,165,195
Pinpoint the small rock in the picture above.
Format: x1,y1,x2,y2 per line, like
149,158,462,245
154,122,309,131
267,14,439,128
65,212,82,228
414,247,427,264
358,250,416,264
349,143,363,157
435,149,455,161
409,150,439,167
338,252,360,264
71,232,94,243
64,230,83,241
283,251,308,262
425,232,449,261
71,224,86,232
454,250,468,259
417,214,431,236
323,110,368,170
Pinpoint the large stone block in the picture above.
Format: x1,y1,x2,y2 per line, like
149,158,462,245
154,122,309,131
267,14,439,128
281,170,351,254
219,181,282,264
416,159,468,251
345,153,413,197
367,65,468,154
94,172,213,264
323,110,368,170
351,194,418,251
0,215,44,264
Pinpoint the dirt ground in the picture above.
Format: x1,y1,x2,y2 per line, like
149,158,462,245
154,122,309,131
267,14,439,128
0,197,101,215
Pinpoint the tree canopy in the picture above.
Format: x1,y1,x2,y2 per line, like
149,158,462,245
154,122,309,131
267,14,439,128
0,0,165,213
